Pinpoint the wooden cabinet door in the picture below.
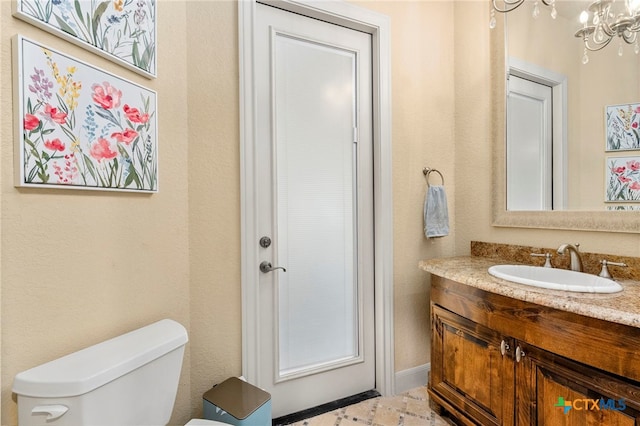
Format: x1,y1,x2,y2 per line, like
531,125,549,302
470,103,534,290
430,304,516,425
517,342,640,426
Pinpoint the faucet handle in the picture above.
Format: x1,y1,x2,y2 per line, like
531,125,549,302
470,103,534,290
531,253,553,268
599,259,627,279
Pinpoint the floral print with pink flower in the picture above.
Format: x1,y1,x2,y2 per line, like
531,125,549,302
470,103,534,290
111,128,138,145
19,37,157,191
91,82,122,110
607,157,640,202
44,138,65,151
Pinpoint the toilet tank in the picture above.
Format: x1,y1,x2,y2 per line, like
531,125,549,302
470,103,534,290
12,319,188,426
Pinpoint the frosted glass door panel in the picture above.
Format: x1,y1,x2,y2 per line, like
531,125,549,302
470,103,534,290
274,34,358,377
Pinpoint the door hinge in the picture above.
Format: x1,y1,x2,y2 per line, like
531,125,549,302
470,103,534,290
353,126,358,143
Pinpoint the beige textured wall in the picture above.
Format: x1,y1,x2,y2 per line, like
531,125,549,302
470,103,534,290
454,2,640,259
351,0,456,372
185,0,243,417
454,1,494,254
0,1,191,425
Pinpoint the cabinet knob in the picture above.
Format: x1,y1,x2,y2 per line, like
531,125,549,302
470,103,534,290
500,339,510,356
516,345,526,362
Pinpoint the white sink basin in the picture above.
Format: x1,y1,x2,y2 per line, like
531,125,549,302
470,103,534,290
487,265,623,293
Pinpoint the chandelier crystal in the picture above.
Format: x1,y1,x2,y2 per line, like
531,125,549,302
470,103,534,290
490,0,557,29
575,0,640,63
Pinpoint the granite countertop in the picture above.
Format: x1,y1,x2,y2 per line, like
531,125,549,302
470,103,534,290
419,256,640,329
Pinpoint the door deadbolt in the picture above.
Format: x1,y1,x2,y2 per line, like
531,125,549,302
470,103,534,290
259,236,272,248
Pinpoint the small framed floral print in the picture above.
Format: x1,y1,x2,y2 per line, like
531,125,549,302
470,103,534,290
605,103,640,151
605,156,640,202
13,0,156,78
15,35,158,192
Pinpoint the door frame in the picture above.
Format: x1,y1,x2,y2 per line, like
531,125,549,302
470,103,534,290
238,0,395,398
508,57,568,210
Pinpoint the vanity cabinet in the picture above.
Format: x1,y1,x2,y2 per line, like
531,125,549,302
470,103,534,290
431,305,515,425
516,342,640,425
429,275,640,426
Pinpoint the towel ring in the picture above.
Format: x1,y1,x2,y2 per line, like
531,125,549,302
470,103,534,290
423,167,444,187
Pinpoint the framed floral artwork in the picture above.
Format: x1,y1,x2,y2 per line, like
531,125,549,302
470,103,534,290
13,0,156,78
605,103,640,151
15,35,158,192
605,156,640,202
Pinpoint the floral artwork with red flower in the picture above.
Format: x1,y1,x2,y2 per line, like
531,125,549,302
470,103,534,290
606,103,640,151
18,36,157,192
606,156,640,203
123,104,149,123
91,82,122,110
111,128,138,145
90,138,119,162
44,138,65,151
41,103,68,124
23,113,40,131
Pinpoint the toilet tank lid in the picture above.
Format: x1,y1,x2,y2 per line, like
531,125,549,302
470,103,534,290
12,319,188,398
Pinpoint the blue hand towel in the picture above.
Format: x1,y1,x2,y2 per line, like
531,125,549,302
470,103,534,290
424,185,449,238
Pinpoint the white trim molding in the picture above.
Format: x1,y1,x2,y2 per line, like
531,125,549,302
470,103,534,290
238,0,394,398
395,363,430,394
508,57,568,210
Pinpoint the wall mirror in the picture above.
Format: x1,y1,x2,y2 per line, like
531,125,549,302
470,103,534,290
492,0,640,232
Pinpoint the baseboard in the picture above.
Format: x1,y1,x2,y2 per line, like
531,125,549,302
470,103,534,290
394,363,430,394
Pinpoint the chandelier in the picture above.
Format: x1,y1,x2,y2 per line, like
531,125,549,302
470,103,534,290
575,0,640,63
489,0,557,29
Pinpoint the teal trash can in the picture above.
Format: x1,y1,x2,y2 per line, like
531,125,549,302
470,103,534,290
202,377,271,426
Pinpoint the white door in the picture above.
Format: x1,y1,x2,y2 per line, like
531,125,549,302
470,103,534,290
507,75,553,210
254,3,375,417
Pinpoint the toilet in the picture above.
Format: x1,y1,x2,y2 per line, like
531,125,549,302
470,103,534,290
12,319,227,426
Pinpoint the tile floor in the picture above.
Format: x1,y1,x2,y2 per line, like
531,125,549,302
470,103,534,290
288,387,450,426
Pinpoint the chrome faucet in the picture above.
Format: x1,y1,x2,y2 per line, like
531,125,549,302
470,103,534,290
557,243,583,272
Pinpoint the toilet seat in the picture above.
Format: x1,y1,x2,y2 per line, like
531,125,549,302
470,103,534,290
185,419,229,425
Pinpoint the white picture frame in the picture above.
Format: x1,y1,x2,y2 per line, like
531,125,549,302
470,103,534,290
605,156,640,203
13,0,156,78
605,103,640,151
15,35,158,192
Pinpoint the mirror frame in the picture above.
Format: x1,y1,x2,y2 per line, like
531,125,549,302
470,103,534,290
491,12,640,234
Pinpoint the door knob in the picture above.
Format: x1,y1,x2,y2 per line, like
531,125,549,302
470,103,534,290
260,261,287,273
